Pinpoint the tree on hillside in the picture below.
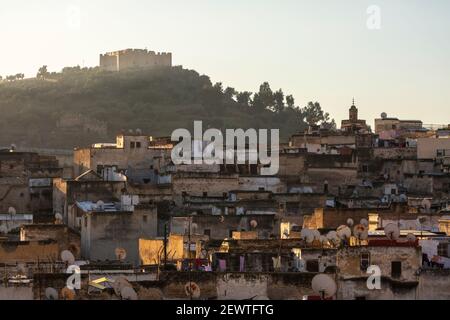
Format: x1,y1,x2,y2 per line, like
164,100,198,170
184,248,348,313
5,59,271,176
302,101,335,128
273,89,285,113
236,91,252,107
6,75,16,81
37,65,49,79
224,87,236,101
15,73,25,80
286,95,295,108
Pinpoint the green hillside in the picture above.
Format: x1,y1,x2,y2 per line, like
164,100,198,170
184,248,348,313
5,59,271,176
0,66,333,149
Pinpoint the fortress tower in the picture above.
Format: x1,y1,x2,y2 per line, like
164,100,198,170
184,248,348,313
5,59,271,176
99,48,172,71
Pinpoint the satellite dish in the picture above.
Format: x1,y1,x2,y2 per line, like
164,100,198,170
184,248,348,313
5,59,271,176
311,274,337,299
136,128,142,135
421,199,431,212
384,223,400,240
301,229,315,243
346,218,354,227
96,200,104,210
115,247,127,261
360,219,369,228
250,220,258,229
121,286,138,300
45,287,59,300
55,213,63,224
312,229,321,241
336,225,351,240
60,287,76,300
17,263,27,275
128,129,134,134
61,250,75,265
353,224,368,241
219,216,225,223
326,231,339,243
8,207,16,215
319,235,329,246
113,277,132,296
184,282,201,299
406,233,417,242
381,112,387,119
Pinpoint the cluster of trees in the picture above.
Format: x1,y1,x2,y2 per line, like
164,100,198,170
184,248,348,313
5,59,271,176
0,65,336,148
211,81,336,128
0,73,25,82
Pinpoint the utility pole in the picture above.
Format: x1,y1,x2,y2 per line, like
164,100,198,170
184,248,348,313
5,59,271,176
163,223,168,270
188,216,192,300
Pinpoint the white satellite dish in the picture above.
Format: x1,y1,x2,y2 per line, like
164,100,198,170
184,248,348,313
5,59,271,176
8,207,16,215
121,286,138,300
115,247,127,261
113,277,132,296
384,223,400,240
319,235,329,246
45,287,59,300
353,224,369,241
326,231,340,246
61,250,75,265
219,216,225,223
301,229,315,243
311,274,337,299
250,220,258,229
336,225,351,240
421,199,431,212
135,128,142,135
346,218,354,227
312,229,321,241
55,213,63,224
96,200,104,210
360,218,369,228
406,233,417,243
185,282,201,299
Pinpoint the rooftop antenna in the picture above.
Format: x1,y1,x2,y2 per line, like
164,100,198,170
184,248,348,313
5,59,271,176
311,274,337,300
384,223,400,240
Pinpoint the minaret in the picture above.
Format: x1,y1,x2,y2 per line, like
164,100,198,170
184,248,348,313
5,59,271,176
349,98,358,123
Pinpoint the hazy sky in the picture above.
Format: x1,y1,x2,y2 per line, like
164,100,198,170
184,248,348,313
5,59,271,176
1,0,449,126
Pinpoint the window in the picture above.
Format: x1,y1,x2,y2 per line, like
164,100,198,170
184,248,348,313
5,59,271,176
360,252,370,271
438,243,449,258
130,141,135,148
143,215,147,223
136,142,142,148
391,261,402,278
203,192,208,197
204,229,211,237
362,165,369,173
306,260,319,272
437,149,444,157
84,217,88,228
